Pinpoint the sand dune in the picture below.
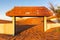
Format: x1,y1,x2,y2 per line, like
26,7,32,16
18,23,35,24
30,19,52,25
0,18,60,40
16,17,43,25
0,19,12,23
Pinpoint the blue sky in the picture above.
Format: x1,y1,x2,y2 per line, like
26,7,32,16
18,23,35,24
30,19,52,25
0,0,60,20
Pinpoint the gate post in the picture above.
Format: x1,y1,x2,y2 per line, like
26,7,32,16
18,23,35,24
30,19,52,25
44,16,47,32
12,16,16,36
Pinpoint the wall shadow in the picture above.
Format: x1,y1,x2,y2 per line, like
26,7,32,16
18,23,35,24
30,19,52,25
16,24,36,35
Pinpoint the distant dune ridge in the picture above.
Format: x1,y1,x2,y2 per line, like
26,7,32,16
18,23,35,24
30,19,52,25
0,19,12,23
16,17,43,25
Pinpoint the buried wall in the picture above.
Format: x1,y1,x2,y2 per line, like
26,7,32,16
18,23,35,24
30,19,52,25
0,23,14,35
47,23,60,31
0,17,59,35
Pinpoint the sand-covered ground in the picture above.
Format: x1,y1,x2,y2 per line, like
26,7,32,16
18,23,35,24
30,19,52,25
0,27,60,40
0,18,60,40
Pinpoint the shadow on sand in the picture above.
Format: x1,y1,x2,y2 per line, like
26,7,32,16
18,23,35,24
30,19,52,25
16,24,36,35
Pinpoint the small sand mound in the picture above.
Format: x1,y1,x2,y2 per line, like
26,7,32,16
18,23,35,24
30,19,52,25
0,34,13,40
45,32,60,40
15,25,45,40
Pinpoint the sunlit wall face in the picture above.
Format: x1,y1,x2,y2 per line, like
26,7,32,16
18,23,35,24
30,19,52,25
0,20,13,35
46,16,60,32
